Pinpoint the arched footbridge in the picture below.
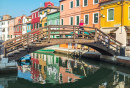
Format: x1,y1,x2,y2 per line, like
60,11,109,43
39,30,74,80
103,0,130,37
2,25,123,60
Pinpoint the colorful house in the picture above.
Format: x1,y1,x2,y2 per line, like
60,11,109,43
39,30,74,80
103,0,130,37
81,0,100,29
40,6,59,30
1,15,12,41
100,0,130,46
59,0,82,48
14,15,24,37
26,21,31,33
8,18,15,39
0,21,2,40
47,11,60,38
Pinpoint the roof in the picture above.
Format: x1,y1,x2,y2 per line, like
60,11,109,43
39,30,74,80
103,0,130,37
14,23,23,26
26,16,31,19
48,10,60,15
3,14,11,16
26,21,31,24
99,0,114,4
0,18,12,22
31,6,59,13
59,0,66,2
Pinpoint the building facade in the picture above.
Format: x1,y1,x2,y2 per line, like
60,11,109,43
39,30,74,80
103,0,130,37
100,0,130,46
8,18,15,39
81,0,101,29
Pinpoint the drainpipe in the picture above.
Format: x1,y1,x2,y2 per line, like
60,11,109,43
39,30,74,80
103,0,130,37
121,0,123,33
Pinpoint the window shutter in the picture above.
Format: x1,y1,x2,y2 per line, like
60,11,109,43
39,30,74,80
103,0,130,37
108,9,114,21
85,15,88,24
37,23,38,28
84,0,87,6
94,13,98,23
71,17,73,25
77,16,79,25
129,7,130,19
71,2,73,8
40,24,42,27
77,0,79,6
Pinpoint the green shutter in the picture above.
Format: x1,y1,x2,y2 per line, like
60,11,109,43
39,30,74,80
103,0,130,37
84,0,88,6
71,1,73,8
76,16,79,25
77,0,79,7
61,19,63,25
40,24,42,27
71,17,73,25
108,9,114,21
31,24,33,29
94,13,98,23
61,5,63,11
85,15,88,24
44,23,47,26
129,7,130,19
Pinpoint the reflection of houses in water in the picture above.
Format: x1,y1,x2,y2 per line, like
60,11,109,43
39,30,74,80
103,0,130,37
59,57,99,83
98,71,130,88
30,53,40,82
0,74,17,88
46,53,59,84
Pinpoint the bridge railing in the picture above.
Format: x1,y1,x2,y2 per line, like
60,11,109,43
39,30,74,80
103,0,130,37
2,25,122,56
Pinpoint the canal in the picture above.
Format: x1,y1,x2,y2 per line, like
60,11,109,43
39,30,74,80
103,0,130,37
0,52,130,88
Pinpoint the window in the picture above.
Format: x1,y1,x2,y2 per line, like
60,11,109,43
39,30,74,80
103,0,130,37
61,5,64,11
83,0,88,7
76,0,80,7
49,20,52,25
107,8,114,21
128,7,130,20
32,14,33,19
35,23,37,29
48,4,51,6
93,0,98,4
35,13,37,18
93,13,98,24
84,14,89,25
55,19,59,25
61,19,63,25
31,24,33,29
70,1,73,9
40,24,42,27
70,17,73,25
76,16,79,25
38,12,39,17
44,23,47,26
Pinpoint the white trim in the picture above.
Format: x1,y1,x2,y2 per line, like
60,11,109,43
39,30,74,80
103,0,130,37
107,8,114,21
61,4,64,11
93,0,99,5
93,12,99,24
84,14,89,25
69,16,73,25
128,6,130,20
75,15,80,25
75,0,80,7
61,18,64,25
83,0,88,7
70,1,73,9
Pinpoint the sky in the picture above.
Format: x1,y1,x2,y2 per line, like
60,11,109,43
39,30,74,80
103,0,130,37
0,0,60,18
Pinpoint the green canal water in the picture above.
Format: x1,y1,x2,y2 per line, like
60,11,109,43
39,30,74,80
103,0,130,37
0,53,130,88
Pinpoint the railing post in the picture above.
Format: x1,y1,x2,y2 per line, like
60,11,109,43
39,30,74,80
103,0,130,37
4,45,6,57
63,27,65,38
73,26,76,42
82,28,84,38
94,28,97,42
108,36,110,49
48,26,50,43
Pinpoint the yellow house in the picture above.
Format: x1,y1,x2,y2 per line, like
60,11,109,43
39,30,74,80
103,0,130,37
100,0,130,46
39,6,59,31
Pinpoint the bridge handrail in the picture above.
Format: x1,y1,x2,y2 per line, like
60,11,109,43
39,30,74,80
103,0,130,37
2,26,48,45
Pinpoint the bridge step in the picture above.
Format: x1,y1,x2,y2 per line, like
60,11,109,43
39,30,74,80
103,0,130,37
8,53,14,57
14,50,20,54
18,48,26,51
33,42,42,44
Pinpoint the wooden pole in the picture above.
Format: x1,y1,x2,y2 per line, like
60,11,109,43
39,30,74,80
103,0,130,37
73,26,75,42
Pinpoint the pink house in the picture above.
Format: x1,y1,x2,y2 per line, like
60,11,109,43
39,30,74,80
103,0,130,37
8,18,15,39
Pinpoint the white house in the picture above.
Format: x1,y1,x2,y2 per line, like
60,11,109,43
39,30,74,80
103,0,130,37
2,20,9,41
0,21,2,40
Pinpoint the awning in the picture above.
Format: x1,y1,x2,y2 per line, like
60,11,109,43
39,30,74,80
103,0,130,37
125,26,130,33
66,30,95,37
101,27,119,34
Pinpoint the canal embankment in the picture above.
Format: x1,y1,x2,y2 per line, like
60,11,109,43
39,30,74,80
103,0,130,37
46,46,130,67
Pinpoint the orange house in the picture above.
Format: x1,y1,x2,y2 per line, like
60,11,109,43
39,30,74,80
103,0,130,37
59,0,81,48
81,0,101,29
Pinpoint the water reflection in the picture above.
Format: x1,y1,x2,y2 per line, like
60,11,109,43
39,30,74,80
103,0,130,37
0,52,130,88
